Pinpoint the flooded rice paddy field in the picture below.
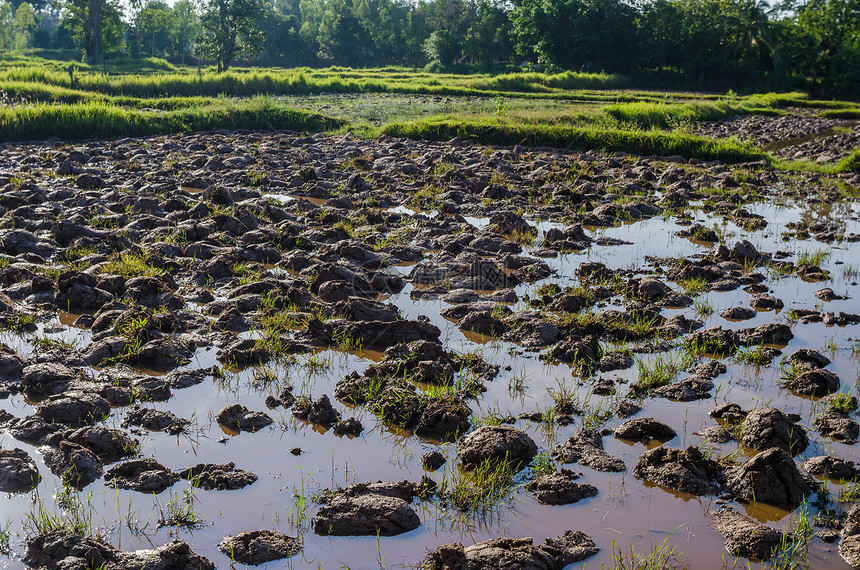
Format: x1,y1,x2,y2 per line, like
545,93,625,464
0,111,859,569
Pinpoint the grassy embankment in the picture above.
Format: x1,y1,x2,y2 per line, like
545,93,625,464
836,149,860,173
381,116,767,163
0,97,344,141
0,56,856,163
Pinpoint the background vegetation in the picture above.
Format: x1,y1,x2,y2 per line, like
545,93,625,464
0,0,857,97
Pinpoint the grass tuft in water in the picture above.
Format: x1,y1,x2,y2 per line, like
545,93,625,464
797,249,829,267
25,488,95,538
836,148,860,173
633,352,691,392
606,528,687,569
155,486,203,529
437,457,519,515
0,520,11,555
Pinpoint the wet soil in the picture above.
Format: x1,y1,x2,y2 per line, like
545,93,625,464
694,108,860,164
0,120,859,569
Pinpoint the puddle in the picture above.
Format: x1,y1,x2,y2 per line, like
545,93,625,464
262,193,295,204
763,121,860,151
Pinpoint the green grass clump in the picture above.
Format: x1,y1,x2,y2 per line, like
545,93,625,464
25,491,94,537
609,533,686,569
732,345,772,366
742,91,810,108
155,488,203,529
382,117,767,163
818,108,860,119
99,250,164,278
0,98,344,143
836,149,860,173
0,64,630,100
0,520,10,555
679,276,710,296
602,100,776,130
634,352,690,392
464,70,629,93
827,392,858,414
437,457,519,514
797,249,830,266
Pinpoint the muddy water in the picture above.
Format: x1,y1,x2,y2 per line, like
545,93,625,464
1,189,860,569
763,122,860,152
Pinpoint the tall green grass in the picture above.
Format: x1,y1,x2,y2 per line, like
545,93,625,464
0,98,344,142
820,109,860,119
836,149,860,173
0,57,846,158
743,91,810,107
0,66,632,100
602,100,780,129
462,71,629,92
381,117,767,163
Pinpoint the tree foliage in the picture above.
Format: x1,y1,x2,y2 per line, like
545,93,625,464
63,0,124,62
0,0,853,94
198,0,267,70
511,0,637,71
0,2,13,51
14,2,37,48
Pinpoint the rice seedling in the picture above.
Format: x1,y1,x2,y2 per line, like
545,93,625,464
436,458,519,515
100,250,164,278
155,486,203,529
288,469,313,530
30,336,78,352
529,451,556,478
693,298,714,318
547,380,580,414
0,520,11,556
732,345,772,367
839,483,860,505
605,528,687,569
633,352,689,392
843,264,860,280
827,391,858,414
678,276,709,296
25,489,95,537
769,503,813,570
797,249,829,267
0,312,37,333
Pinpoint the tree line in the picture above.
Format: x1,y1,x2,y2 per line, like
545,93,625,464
0,0,857,94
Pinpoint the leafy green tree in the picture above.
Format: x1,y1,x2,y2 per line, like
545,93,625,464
420,0,474,34
298,0,324,56
352,0,411,62
511,0,637,72
413,0,477,66
128,0,145,58
170,0,201,62
464,0,515,64
723,0,774,71
638,0,745,86
793,0,860,82
423,29,459,65
316,0,372,64
0,2,13,51
14,1,36,48
138,1,173,56
63,0,124,62
198,0,267,70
